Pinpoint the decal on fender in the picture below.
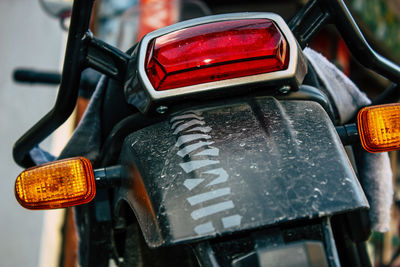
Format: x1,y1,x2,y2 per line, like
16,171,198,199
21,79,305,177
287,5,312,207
170,111,242,235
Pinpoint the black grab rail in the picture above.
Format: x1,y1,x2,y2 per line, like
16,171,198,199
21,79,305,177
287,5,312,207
290,0,400,84
13,0,400,168
13,0,131,168
13,0,95,167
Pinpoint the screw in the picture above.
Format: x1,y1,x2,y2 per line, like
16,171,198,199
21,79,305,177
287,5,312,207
156,106,168,114
279,85,291,94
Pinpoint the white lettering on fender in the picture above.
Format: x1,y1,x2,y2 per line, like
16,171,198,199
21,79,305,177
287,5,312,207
170,111,242,235
204,168,229,187
194,148,219,157
177,141,215,157
194,221,215,235
173,119,205,134
184,179,205,190
179,160,220,173
175,134,211,147
191,201,235,220
221,215,242,228
187,188,231,206
170,113,203,124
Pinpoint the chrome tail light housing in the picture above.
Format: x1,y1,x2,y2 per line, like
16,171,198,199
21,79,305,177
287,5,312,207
124,13,307,113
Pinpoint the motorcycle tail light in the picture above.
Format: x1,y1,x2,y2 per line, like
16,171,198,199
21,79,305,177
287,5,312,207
15,157,96,210
145,19,289,91
357,103,400,153
127,13,306,113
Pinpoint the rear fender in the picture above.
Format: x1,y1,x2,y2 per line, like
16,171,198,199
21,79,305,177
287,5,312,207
116,97,369,247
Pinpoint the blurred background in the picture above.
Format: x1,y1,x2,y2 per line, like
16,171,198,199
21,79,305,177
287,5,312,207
1,0,400,266
0,0,63,267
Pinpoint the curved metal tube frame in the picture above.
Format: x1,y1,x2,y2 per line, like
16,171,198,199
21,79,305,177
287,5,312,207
13,0,400,168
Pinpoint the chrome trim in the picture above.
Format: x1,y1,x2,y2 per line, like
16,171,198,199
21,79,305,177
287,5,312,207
132,12,307,113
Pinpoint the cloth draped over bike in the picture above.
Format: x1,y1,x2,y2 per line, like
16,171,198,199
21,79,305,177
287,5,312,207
305,47,393,232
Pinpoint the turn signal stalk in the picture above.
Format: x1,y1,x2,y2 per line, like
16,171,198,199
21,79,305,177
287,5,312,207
15,157,96,210
357,103,400,153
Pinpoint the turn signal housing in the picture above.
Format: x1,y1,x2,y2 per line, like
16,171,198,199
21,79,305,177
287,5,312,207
15,157,96,210
357,103,400,153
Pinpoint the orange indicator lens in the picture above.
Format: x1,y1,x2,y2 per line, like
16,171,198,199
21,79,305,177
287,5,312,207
357,103,400,153
15,157,96,210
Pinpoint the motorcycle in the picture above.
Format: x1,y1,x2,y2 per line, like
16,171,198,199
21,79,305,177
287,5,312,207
12,0,400,266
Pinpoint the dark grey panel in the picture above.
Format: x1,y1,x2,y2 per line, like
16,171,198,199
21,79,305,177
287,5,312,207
118,97,368,247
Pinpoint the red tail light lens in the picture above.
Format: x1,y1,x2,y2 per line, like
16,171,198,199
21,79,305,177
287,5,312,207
145,19,289,91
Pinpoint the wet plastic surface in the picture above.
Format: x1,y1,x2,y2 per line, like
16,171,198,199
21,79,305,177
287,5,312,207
118,97,368,247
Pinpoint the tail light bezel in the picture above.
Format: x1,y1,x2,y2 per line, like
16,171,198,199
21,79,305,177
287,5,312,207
126,13,307,113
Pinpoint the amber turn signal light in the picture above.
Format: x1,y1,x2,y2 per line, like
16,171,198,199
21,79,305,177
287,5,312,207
15,157,96,210
357,103,400,153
